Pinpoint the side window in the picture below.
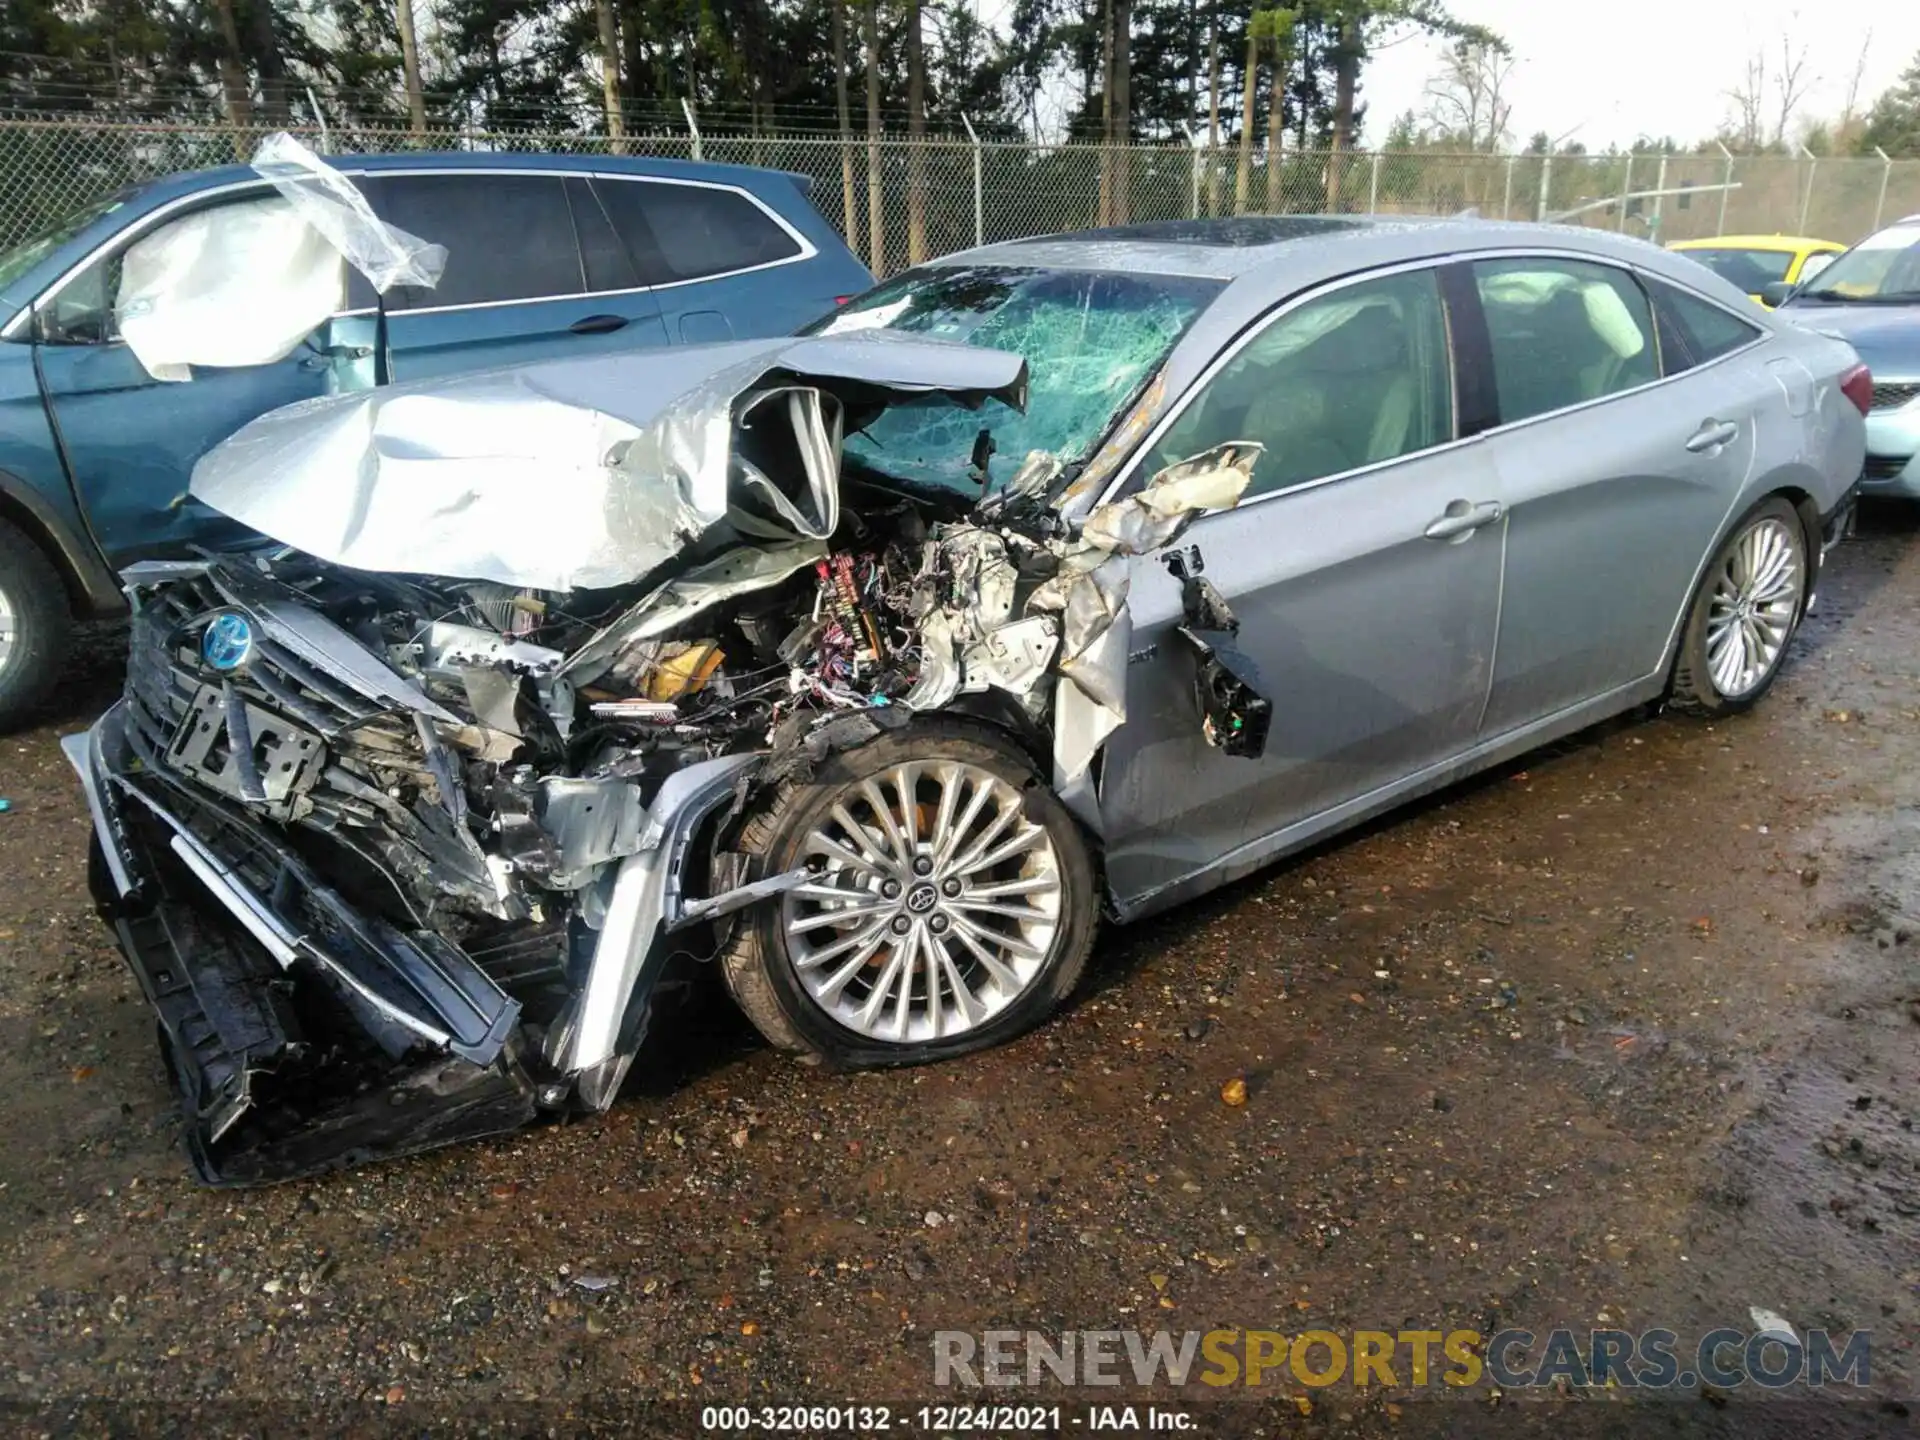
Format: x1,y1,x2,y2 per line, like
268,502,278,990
565,177,639,293
594,179,802,285
1474,258,1658,423
1143,268,1455,499
38,192,326,348
370,174,583,308
1646,277,1761,372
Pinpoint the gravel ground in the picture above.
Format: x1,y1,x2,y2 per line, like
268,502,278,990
1,513,1918,1437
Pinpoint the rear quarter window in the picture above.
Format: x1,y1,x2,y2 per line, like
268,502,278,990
595,179,802,285
1646,277,1762,373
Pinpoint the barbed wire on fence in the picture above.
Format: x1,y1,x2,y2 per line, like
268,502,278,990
3,114,1919,277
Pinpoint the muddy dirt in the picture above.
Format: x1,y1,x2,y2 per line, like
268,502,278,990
1,514,1917,1437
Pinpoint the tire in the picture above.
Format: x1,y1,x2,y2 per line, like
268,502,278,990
0,517,71,732
719,719,1097,1067
1670,496,1809,716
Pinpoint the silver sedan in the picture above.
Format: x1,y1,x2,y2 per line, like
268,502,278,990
72,214,1869,1181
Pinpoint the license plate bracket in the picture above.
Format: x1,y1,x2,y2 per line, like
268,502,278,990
167,684,326,817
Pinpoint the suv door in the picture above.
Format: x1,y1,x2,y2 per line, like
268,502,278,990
354,171,668,381
1094,265,1507,906
589,175,832,343
1467,256,1761,736
32,189,333,563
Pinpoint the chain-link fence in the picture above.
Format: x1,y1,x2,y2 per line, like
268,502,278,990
4,111,1919,275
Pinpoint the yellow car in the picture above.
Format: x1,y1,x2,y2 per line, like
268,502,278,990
1667,235,1848,306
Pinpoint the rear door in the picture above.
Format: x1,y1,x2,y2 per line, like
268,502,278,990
589,175,838,342
1469,255,1762,737
354,170,668,381
1095,264,1507,904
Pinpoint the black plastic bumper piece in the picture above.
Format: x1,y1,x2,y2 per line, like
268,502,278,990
91,827,540,1189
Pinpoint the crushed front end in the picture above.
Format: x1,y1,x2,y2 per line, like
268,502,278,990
67,331,1261,1184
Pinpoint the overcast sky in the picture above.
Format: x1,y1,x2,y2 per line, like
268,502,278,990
973,1,1915,151
1358,1,1917,149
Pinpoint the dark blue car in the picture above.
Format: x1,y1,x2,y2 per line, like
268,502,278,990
0,150,873,726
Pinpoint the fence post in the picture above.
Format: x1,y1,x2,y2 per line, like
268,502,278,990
1366,150,1380,215
1616,154,1633,231
961,112,983,249
305,86,331,153
1182,123,1202,219
1873,147,1892,231
1536,153,1552,222
1715,141,1733,236
1797,144,1816,235
1648,153,1667,241
1501,155,1514,220
681,98,702,162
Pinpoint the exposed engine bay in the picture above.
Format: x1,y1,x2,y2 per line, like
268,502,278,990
71,331,1264,1184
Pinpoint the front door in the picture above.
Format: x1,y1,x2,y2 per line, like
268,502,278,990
1094,265,1507,905
32,191,331,564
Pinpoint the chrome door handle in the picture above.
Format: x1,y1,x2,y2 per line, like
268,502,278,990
1686,420,1739,453
1424,499,1504,540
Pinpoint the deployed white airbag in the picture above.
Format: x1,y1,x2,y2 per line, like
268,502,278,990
117,199,344,384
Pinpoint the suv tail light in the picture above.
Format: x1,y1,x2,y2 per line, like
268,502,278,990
1840,362,1873,417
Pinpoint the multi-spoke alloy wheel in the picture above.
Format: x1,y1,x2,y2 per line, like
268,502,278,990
1703,515,1802,699
721,724,1096,1065
1672,497,1808,716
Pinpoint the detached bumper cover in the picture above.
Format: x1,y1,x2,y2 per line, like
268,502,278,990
68,706,538,1184
66,702,762,1184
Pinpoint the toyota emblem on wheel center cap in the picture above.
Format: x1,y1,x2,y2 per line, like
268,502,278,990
201,611,255,672
905,883,939,914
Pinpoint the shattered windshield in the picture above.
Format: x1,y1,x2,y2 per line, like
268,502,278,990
809,265,1223,493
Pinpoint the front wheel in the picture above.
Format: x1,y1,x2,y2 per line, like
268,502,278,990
719,721,1098,1067
0,517,71,732
1670,496,1809,716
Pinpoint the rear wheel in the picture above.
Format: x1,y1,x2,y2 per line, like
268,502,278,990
719,721,1097,1067
1670,496,1808,715
0,517,70,732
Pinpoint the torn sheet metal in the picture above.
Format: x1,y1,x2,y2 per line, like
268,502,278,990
252,131,447,293
562,541,828,685
190,334,1027,591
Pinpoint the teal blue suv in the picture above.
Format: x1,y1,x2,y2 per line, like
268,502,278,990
0,150,873,727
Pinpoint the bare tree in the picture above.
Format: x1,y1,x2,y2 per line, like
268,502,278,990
1205,0,1222,214
592,0,623,152
1111,0,1133,222
1421,38,1511,151
207,0,252,155
907,0,926,263
1771,35,1813,147
1836,27,1873,147
834,0,860,258
864,0,884,275
1725,47,1766,151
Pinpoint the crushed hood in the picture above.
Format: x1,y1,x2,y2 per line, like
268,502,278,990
188,332,1029,591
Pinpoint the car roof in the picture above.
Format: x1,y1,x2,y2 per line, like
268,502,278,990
927,214,1748,296
134,149,813,209
1670,235,1842,252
